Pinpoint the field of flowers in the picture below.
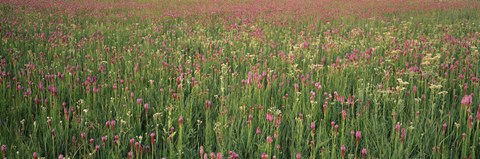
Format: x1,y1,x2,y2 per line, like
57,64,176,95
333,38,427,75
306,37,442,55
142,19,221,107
1,0,480,158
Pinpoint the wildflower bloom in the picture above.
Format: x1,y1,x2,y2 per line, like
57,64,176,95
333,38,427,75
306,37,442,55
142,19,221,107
144,103,149,112
461,94,473,106
256,127,261,134
1,144,6,155
261,153,268,159
275,115,282,127
105,121,111,129
48,85,57,96
266,136,273,144
361,148,367,158
81,132,86,140
130,138,135,149
229,151,239,159
296,153,301,159
266,112,274,122
310,91,316,101
355,131,362,142
114,135,120,145
39,82,44,91
178,116,184,126
145,145,150,153
110,120,116,130
303,41,309,49
33,152,38,159
342,110,347,119
323,101,328,113
135,142,140,153
150,133,155,145
128,151,133,159
199,146,205,157
341,145,346,158
205,100,211,110
102,136,107,143
247,115,253,125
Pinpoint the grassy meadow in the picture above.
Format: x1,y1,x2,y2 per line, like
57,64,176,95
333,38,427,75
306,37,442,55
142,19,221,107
0,0,480,158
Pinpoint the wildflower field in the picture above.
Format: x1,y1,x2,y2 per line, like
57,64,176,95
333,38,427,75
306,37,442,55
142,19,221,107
1,0,480,158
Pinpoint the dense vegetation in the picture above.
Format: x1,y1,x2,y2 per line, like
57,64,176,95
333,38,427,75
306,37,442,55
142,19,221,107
0,0,479,158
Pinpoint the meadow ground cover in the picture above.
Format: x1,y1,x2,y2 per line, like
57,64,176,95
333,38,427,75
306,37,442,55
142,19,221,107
0,0,480,158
